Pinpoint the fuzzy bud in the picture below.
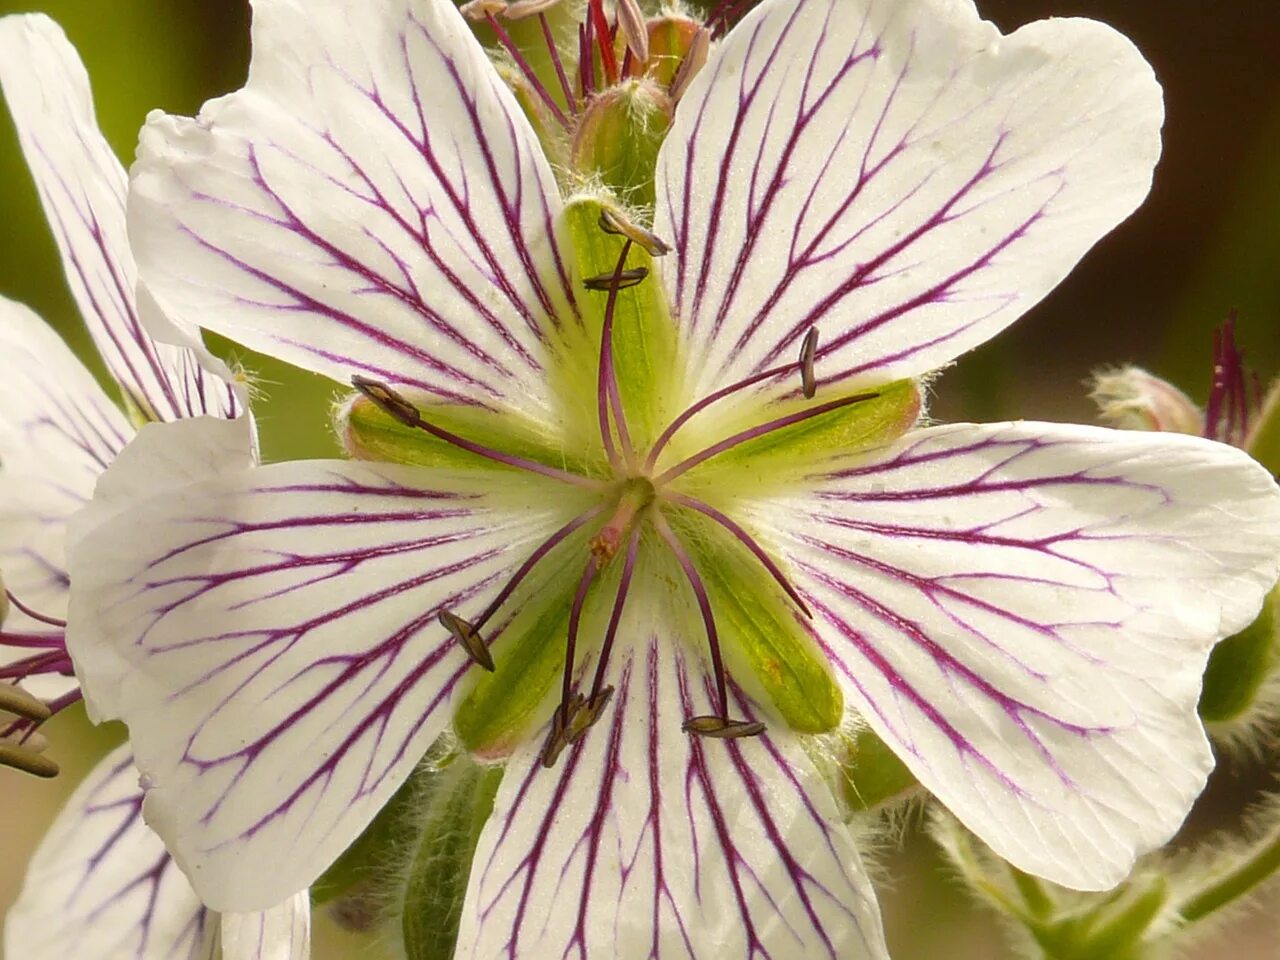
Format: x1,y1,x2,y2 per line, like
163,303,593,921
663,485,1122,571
571,78,672,208
1089,365,1203,435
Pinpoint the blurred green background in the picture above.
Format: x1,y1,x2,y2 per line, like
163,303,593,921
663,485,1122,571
1,0,1278,957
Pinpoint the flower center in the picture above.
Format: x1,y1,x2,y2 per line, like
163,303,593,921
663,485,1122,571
352,221,891,767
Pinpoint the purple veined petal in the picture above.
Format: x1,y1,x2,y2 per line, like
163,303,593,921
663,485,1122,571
217,893,311,960
753,421,1280,890
4,743,219,960
0,297,130,653
128,0,577,424
457,628,889,960
65,458,591,911
654,0,1163,400
0,15,240,423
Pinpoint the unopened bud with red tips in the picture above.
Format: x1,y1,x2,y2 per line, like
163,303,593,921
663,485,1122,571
571,77,671,208
1089,365,1203,435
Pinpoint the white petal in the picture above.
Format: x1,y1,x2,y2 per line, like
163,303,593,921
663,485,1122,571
4,744,218,960
458,630,888,960
218,893,311,960
128,0,576,423
66,458,588,911
0,15,240,422
0,297,128,634
757,422,1280,889
654,0,1162,398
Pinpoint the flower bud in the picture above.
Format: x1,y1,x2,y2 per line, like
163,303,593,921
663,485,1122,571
839,725,920,812
1089,365,1203,435
571,78,671,208
1245,378,1280,476
1199,584,1278,729
643,15,703,88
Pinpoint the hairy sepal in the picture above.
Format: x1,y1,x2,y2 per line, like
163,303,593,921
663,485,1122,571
665,503,843,733
1200,584,1279,727
400,752,503,960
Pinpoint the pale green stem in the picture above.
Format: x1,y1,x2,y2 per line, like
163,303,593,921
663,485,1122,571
1177,823,1280,924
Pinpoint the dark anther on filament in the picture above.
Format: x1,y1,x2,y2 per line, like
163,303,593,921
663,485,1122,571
439,611,494,672
583,267,649,291
0,683,51,723
799,327,819,399
351,376,420,427
598,208,671,257
540,693,586,768
682,716,767,739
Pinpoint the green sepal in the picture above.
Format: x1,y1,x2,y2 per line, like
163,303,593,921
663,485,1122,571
1199,584,1278,725
552,197,682,452
839,725,920,812
452,519,598,756
338,392,584,476
570,79,671,210
666,503,843,733
401,752,504,960
671,379,922,499
311,742,450,911
121,387,156,430
1030,876,1168,960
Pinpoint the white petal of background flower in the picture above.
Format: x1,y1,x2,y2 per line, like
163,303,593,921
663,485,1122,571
458,629,889,960
654,0,1163,400
4,744,218,960
751,422,1280,889
127,0,577,423
0,297,129,628
218,892,312,960
68,457,585,911
0,14,239,423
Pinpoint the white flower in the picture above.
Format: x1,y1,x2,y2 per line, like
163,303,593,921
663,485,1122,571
0,15,308,959
66,0,1280,957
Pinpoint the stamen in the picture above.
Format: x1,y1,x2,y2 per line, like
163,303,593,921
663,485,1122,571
484,12,572,130
799,327,819,399
440,504,607,665
0,741,58,779
439,611,495,672
541,559,600,767
351,376,603,491
654,389,880,486
539,11,578,114
582,267,648,290
5,590,67,628
615,0,650,64
587,0,619,86
460,0,507,19
598,207,670,256
587,525,642,703
669,26,709,100
644,326,822,470
653,512,761,735
0,683,51,724
579,21,596,98
591,241,640,470
661,492,810,618
503,0,561,19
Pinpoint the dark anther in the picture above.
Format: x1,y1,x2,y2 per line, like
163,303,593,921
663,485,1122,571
0,683,51,724
540,693,587,768
566,686,614,744
439,611,494,672
351,375,421,428
799,327,819,399
583,267,649,291
682,715,767,739
0,741,58,779
597,208,671,257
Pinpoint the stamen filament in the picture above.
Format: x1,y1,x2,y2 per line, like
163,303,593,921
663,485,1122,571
594,240,638,470
540,11,578,114
645,355,809,471
351,376,603,491
485,12,572,130
0,630,66,649
588,525,642,702
579,21,596,97
652,511,730,715
470,504,607,635
661,491,811,618
654,389,880,486
560,559,600,724
5,591,67,627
